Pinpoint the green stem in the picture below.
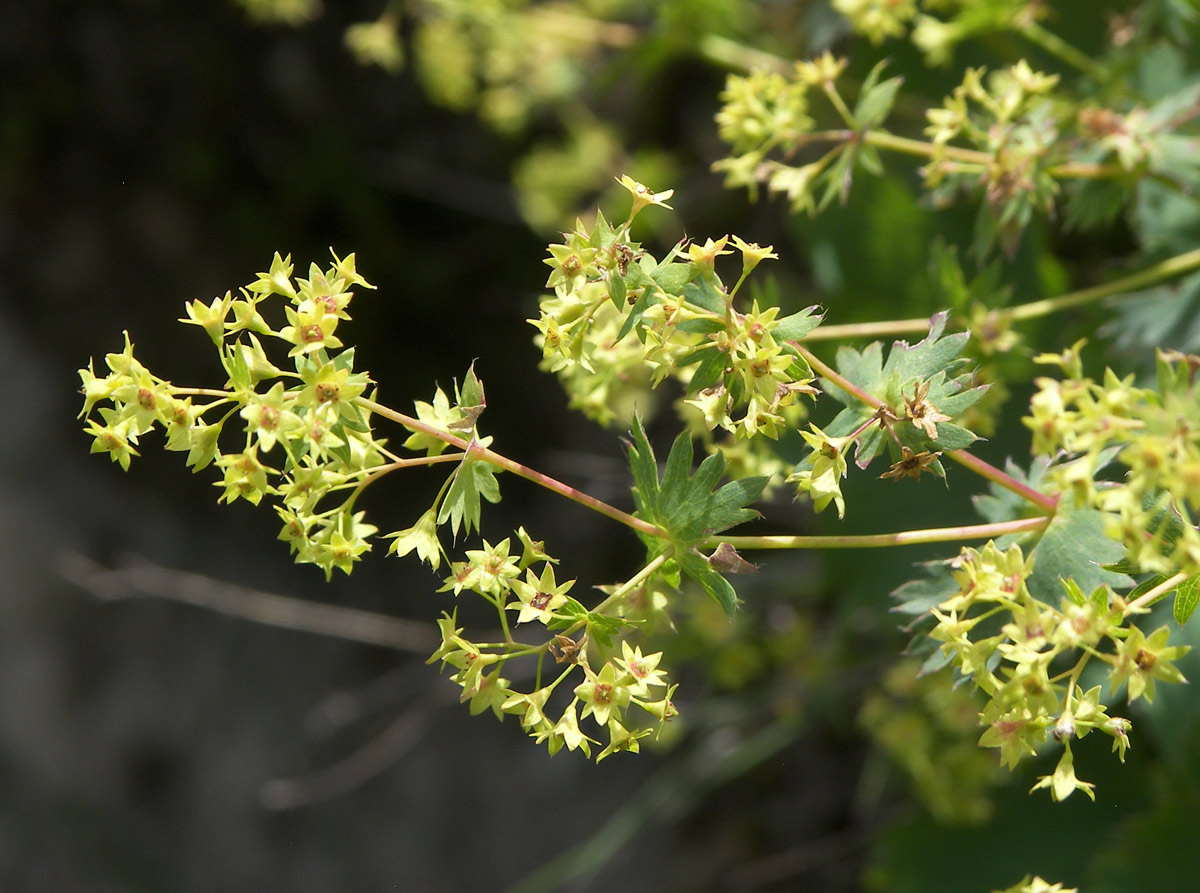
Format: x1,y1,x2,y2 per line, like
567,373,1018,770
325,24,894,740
802,247,1200,342
801,318,932,342
357,397,667,541
794,343,882,410
859,130,992,165
708,516,1050,551
473,641,542,653
340,453,464,514
781,105,1141,183
1124,571,1189,616
1010,248,1200,321
696,33,790,74
589,549,674,618
1019,21,1111,84
857,130,1125,179
793,344,1059,512
1055,655,1090,710
528,7,640,48
496,594,514,643
173,387,239,399
822,83,858,130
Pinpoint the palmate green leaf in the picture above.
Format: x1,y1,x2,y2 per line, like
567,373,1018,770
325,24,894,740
437,455,502,539
822,314,985,467
607,265,626,307
1059,577,1089,607
1107,271,1200,356
902,420,978,453
651,259,696,294
224,342,252,391
457,362,485,410
679,346,727,394
682,274,726,315
1103,490,1192,576
825,341,884,406
774,305,824,342
677,549,740,615
583,611,625,648
587,209,614,250
880,312,971,382
973,457,1050,523
625,416,767,615
626,415,662,520
659,430,765,541
817,149,855,212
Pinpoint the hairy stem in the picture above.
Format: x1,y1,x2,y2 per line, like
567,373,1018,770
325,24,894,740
802,247,1200,342
781,127,1129,181
708,516,1050,551
1124,571,1189,615
793,344,1058,512
696,33,790,74
1019,21,1111,84
357,397,667,540
590,549,675,617
793,343,882,409
1009,248,1200,321
951,450,1058,513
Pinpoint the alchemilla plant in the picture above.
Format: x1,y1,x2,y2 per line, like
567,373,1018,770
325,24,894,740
81,2,1200,886
79,173,1200,777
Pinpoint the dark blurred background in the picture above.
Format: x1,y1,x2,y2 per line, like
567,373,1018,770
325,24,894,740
5,1,1200,891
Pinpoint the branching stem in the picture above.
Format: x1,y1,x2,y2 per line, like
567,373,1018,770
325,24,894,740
802,247,1200,343
357,397,667,540
590,549,675,617
709,516,1049,551
793,343,1059,512
1124,571,1189,615
1019,21,1111,84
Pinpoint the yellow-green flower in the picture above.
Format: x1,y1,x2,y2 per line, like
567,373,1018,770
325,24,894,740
1110,624,1189,703
615,641,667,697
1030,742,1094,801
509,564,574,624
615,174,674,219
575,662,632,728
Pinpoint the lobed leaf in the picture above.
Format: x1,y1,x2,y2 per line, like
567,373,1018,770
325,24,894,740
1174,575,1200,625
437,456,503,539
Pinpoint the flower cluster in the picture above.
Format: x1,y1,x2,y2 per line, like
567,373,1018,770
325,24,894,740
430,530,678,761
409,1,620,133
713,47,1192,261
831,0,1041,67
1026,347,1200,579
712,53,862,214
81,248,692,761
531,176,823,469
992,877,1078,893
80,251,394,580
234,0,320,26
832,0,918,45
923,61,1062,255
926,540,1189,800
